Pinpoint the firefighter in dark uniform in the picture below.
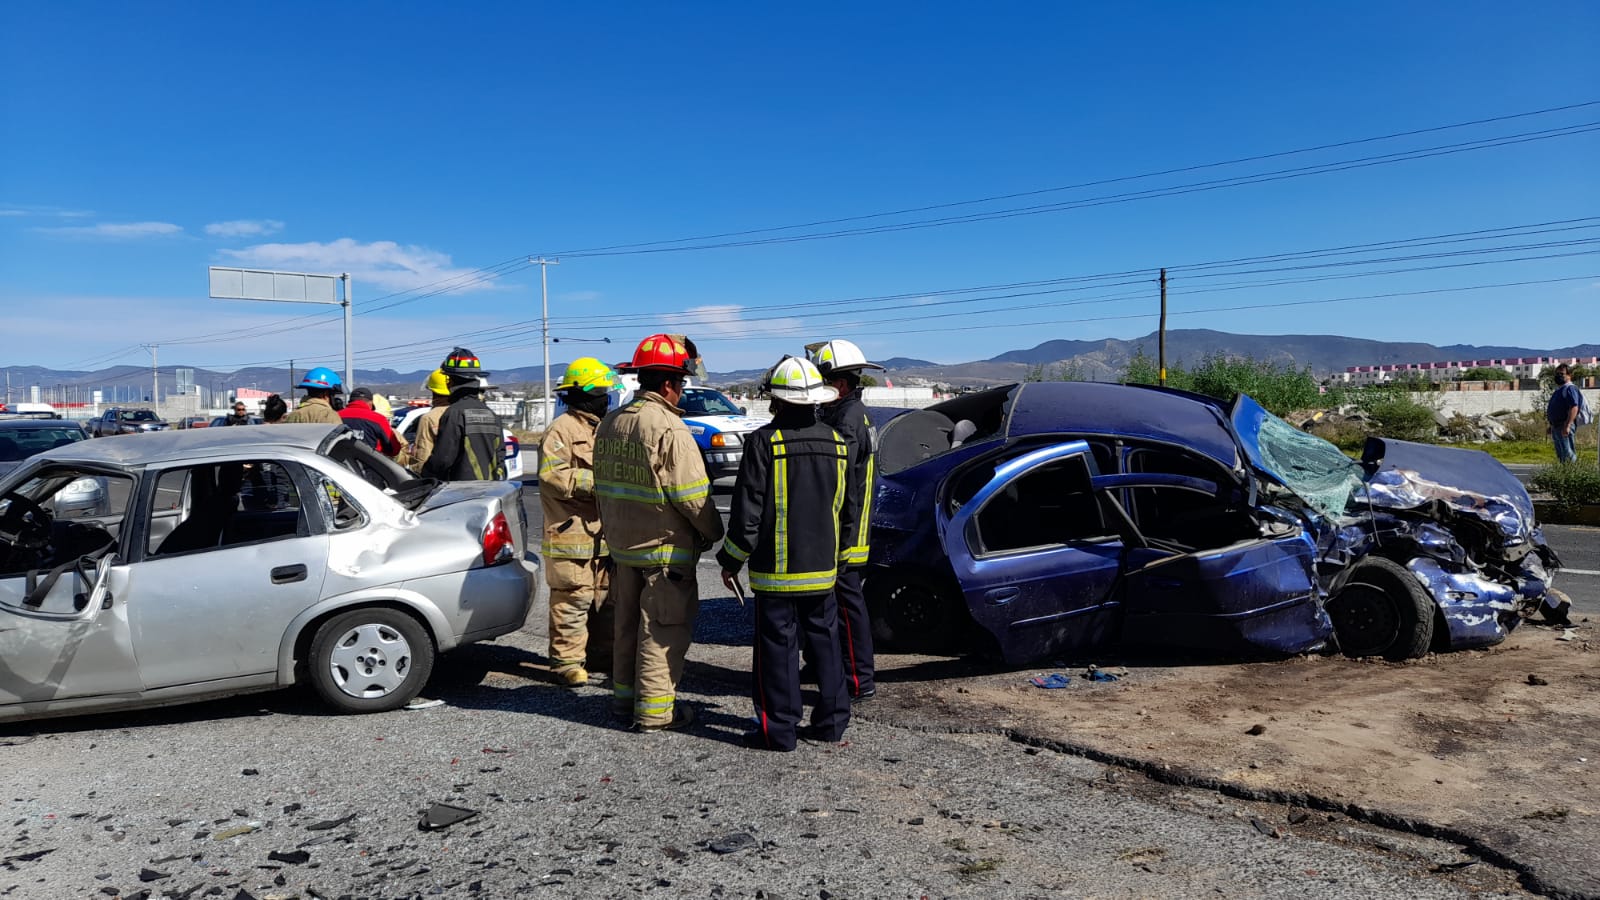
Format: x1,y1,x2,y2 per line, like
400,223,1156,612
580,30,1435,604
718,356,850,752
806,338,883,702
421,348,506,482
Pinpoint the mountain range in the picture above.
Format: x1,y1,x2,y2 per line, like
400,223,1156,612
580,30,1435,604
8,330,1598,403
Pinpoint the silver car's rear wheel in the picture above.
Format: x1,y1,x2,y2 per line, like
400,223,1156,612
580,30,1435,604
309,608,435,713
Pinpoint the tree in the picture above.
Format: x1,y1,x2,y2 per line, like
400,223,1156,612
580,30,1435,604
858,374,879,387
1461,367,1513,382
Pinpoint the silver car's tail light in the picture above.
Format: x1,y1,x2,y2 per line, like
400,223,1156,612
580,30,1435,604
482,511,515,566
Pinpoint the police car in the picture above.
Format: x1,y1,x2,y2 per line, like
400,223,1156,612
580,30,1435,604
678,386,770,480
579,375,767,481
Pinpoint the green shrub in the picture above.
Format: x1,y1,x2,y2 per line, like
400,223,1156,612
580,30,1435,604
1308,419,1368,452
1365,398,1437,441
1531,464,1600,509
1119,348,1320,415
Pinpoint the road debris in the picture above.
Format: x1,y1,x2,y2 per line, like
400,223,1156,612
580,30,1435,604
418,803,478,831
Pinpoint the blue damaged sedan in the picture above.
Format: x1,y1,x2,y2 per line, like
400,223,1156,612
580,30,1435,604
863,382,1562,665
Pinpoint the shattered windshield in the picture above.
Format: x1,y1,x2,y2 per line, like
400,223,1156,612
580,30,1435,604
1254,410,1365,518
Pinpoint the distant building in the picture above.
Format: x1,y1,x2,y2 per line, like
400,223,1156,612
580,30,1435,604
1334,355,1600,386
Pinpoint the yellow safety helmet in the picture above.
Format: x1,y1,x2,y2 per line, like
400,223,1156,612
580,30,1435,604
557,357,618,394
422,369,450,397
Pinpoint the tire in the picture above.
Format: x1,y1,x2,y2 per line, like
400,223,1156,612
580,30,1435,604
1327,557,1434,661
865,569,963,653
308,608,435,714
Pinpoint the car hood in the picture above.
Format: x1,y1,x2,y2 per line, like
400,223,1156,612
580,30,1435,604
685,414,770,434
1358,437,1539,543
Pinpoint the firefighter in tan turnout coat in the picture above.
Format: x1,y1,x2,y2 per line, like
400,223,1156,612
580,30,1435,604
594,334,724,732
539,358,618,685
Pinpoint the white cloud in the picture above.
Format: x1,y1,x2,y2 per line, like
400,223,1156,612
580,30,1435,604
35,221,182,239
661,304,803,339
205,219,285,238
0,204,93,218
219,238,500,294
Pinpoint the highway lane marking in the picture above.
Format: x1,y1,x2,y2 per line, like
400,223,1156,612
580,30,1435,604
1562,568,1600,576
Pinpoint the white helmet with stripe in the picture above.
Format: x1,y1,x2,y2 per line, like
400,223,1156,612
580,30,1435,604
764,356,838,404
805,339,884,377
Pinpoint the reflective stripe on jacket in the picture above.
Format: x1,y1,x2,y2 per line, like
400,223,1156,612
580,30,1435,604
594,391,724,568
421,394,506,481
716,418,847,595
821,393,875,566
539,409,607,559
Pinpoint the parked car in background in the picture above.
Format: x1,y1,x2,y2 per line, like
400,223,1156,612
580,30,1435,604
87,407,169,438
391,406,523,482
598,376,769,479
863,382,1560,665
177,415,213,429
210,415,263,427
0,424,537,721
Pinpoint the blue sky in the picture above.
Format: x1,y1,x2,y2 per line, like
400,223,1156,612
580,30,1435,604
2,1,1596,381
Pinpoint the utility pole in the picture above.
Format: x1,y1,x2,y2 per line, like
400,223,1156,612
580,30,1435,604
289,360,296,397
1158,269,1168,387
340,273,353,391
530,257,560,427
144,344,159,412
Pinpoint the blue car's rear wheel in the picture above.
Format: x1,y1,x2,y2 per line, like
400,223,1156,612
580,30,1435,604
866,570,962,653
1328,557,1433,661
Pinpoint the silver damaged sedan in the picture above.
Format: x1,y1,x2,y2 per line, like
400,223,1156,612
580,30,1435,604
0,424,538,720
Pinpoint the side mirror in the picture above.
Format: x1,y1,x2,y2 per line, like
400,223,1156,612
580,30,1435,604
739,406,748,415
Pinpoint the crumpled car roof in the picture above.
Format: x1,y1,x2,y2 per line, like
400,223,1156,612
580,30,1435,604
1007,382,1240,471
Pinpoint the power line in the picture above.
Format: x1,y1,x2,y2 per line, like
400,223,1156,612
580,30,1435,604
549,121,1600,258
541,100,1600,256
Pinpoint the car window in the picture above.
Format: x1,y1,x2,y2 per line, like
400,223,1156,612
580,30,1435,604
1126,447,1248,549
146,461,307,557
313,472,366,531
680,390,740,416
0,427,84,461
120,410,157,422
972,454,1113,555
0,467,131,578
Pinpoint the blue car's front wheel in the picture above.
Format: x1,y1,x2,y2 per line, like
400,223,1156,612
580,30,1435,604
1327,557,1433,661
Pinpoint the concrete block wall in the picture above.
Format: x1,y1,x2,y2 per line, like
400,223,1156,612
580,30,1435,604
1425,389,1597,417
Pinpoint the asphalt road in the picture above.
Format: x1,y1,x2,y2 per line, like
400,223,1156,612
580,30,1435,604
0,479,1582,898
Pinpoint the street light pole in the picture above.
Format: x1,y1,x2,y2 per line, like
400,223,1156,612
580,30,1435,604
340,273,353,391
531,257,560,427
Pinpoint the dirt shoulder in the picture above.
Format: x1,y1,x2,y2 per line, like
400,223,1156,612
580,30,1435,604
862,624,1598,899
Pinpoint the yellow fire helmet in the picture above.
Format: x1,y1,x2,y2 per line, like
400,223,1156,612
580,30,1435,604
558,357,618,394
422,369,451,397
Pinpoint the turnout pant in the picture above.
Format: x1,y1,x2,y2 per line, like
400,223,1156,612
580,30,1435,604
834,566,875,698
751,589,850,751
545,557,612,673
611,563,700,728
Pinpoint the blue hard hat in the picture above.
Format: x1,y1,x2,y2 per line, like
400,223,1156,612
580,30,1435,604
297,367,343,392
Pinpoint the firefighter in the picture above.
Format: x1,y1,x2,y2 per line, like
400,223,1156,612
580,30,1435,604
718,356,850,751
339,387,402,457
594,334,724,732
805,338,884,702
420,348,506,482
282,367,344,424
540,357,618,686
408,369,452,473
